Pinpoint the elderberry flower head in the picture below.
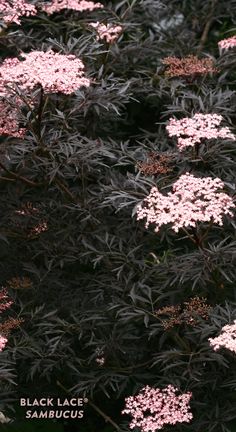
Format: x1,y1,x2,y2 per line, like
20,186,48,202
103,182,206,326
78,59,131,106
0,288,14,352
41,0,103,15
209,320,236,354
90,22,122,43
218,36,236,51
122,385,193,432
136,173,235,233
162,55,217,78
0,335,8,352
0,289,13,313
166,113,235,151
0,0,37,25
0,50,91,96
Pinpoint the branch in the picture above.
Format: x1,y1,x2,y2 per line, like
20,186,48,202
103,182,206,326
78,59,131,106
88,400,122,431
0,161,41,187
56,380,122,432
55,177,78,203
196,0,218,54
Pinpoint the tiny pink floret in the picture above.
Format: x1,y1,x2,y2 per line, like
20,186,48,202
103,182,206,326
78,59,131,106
122,385,193,432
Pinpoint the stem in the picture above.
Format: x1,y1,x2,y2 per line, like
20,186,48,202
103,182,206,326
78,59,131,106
55,178,78,203
88,400,122,431
0,161,41,187
198,221,213,245
56,381,122,432
181,227,198,245
35,85,45,145
196,0,218,54
172,332,191,352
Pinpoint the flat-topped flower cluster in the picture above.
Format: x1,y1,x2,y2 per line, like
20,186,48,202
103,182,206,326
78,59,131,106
218,35,236,51
136,173,234,233
41,0,103,15
122,385,193,432
209,320,236,354
0,50,90,96
0,50,91,137
162,55,217,78
0,0,103,23
166,113,235,151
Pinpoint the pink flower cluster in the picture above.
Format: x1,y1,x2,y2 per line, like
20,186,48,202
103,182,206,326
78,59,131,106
90,22,122,43
209,320,236,354
0,50,90,96
122,385,193,432
0,0,36,24
136,173,234,233
166,114,235,151
0,288,12,353
0,335,8,352
41,0,103,15
0,100,26,138
0,289,13,313
218,36,236,51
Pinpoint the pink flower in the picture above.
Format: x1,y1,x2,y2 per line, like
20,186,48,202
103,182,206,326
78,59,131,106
0,289,13,313
90,22,122,43
41,0,103,15
136,173,234,233
122,385,193,432
209,320,236,354
0,335,8,352
0,50,91,96
0,0,37,25
218,36,236,51
95,356,105,365
166,114,235,151
0,100,26,138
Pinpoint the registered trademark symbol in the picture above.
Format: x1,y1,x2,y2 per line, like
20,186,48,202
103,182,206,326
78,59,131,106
83,398,88,403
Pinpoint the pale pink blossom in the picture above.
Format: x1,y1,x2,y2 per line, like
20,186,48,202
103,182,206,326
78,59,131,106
41,0,103,15
136,173,234,233
0,289,16,352
122,385,193,432
95,356,105,365
218,36,236,51
0,100,26,138
90,22,122,43
209,320,236,354
0,335,8,352
0,50,91,96
166,114,235,151
0,289,13,313
95,347,105,366
0,0,36,24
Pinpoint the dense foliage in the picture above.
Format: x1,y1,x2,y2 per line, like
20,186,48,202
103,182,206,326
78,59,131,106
0,0,236,431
